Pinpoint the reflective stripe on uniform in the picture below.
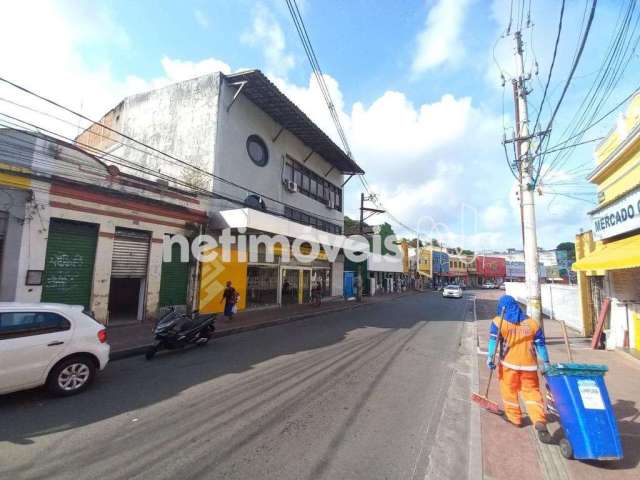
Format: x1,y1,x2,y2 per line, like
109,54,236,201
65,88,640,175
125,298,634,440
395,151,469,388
500,360,538,371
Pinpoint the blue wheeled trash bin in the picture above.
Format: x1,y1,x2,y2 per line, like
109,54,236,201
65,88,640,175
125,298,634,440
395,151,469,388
544,363,623,461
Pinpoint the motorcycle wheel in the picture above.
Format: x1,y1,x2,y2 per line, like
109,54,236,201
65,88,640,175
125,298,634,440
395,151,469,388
145,345,159,360
196,333,210,346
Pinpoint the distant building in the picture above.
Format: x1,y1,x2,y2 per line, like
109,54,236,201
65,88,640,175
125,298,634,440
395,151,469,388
475,256,506,284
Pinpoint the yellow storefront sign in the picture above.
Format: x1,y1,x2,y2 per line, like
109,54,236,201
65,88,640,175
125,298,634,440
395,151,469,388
0,162,31,189
273,243,328,260
198,247,247,314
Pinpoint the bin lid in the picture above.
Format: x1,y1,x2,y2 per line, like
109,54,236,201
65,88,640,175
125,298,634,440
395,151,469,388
544,363,608,377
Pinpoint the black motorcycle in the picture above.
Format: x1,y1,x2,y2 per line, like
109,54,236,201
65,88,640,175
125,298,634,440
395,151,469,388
145,307,216,360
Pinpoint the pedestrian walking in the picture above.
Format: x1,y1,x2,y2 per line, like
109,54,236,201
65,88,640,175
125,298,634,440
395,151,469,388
487,295,552,443
220,281,238,322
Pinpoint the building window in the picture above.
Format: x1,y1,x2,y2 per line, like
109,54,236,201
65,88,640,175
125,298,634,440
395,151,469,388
246,134,269,167
283,156,342,211
284,206,342,234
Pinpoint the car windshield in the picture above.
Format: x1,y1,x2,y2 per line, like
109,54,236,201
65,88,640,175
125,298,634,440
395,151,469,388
446,285,459,289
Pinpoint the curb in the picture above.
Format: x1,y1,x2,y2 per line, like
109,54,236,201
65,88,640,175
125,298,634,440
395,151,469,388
109,291,423,361
467,297,483,480
615,347,640,367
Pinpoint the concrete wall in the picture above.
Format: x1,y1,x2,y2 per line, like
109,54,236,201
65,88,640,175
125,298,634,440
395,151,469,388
82,74,221,191
0,129,108,184
79,73,345,231
505,282,583,333
0,188,28,301
214,77,344,228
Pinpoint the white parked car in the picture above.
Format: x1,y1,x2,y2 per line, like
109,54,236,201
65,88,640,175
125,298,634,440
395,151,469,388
442,285,463,299
0,303,110,396
482,282,496,289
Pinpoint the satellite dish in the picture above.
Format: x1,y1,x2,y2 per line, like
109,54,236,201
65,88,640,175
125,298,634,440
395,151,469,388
244,194,266,210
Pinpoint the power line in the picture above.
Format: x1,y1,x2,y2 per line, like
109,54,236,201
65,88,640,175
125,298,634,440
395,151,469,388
284,0,417,236
536,0,598,157
0,108,348,226
531,0,565,137
538,1,639,183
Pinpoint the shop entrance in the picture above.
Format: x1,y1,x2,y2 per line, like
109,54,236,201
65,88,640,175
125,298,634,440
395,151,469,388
108,228,150,323
280,267,312,305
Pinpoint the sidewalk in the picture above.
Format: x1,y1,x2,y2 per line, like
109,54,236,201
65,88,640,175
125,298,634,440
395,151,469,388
107,290,421,359
474,290,640,480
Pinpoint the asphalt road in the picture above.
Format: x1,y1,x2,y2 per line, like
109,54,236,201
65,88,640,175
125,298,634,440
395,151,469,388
0,292,476,480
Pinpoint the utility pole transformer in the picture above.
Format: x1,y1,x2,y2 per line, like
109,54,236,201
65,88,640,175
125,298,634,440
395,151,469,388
513,31,542,325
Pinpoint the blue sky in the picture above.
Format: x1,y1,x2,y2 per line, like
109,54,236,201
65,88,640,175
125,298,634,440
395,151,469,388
1,0,637,252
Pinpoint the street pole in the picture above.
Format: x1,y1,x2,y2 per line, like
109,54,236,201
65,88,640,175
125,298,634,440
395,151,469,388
512,79,525,248
358,192,364,301
514,30,543,326
357,193,385,301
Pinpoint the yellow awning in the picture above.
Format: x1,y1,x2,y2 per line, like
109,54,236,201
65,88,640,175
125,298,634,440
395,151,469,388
573,234,640,271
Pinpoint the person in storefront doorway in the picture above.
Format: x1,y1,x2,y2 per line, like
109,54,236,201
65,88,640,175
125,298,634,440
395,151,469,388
487,295,553,444
220,281,238,322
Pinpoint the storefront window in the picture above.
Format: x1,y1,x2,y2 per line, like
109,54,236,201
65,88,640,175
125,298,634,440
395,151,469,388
247,265,278,308
312,268,331,297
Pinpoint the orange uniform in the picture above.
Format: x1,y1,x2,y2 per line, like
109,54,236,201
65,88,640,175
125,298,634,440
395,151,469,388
491,315,546,426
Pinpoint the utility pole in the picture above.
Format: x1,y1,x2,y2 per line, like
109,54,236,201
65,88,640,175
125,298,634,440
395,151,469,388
513,30,542,325
358,193,384,301
512,79,525,248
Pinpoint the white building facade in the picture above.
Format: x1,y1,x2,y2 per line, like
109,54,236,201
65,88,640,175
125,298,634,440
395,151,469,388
78,70,365,313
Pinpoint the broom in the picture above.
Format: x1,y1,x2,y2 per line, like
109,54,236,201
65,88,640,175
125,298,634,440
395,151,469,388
471,306,505,415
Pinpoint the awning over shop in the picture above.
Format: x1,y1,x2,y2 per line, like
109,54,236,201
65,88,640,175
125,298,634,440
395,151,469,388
572,235,640,271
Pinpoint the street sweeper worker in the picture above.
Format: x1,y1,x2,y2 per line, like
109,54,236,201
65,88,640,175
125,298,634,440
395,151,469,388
487,295,552,443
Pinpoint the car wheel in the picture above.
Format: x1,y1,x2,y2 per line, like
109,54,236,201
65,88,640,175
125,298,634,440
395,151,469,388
47,356,96,396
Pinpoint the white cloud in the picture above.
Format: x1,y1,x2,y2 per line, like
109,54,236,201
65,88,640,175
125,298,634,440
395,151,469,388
241,3,295,77
0,1,232,138
0,0,589,250
0,0,137,137
194,9,210,29
411,0,472,75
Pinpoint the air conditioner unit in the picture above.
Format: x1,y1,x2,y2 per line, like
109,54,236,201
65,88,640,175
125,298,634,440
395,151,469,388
325,199,335,209
285,180,298,193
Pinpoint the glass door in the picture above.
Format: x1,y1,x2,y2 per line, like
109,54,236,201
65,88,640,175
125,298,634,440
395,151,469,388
281,269,299,305
301,269,311,304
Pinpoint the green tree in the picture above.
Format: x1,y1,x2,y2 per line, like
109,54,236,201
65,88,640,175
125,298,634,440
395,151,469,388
556,242,576,261
376,222,398,255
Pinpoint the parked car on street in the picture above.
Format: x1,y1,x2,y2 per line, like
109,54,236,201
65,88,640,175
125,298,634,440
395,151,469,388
0,303,110,396
482,282,496,289
442,285,463,299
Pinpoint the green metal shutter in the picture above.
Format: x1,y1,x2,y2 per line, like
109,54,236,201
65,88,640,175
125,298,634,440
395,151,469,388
158,242,189,306
41,219,98,308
